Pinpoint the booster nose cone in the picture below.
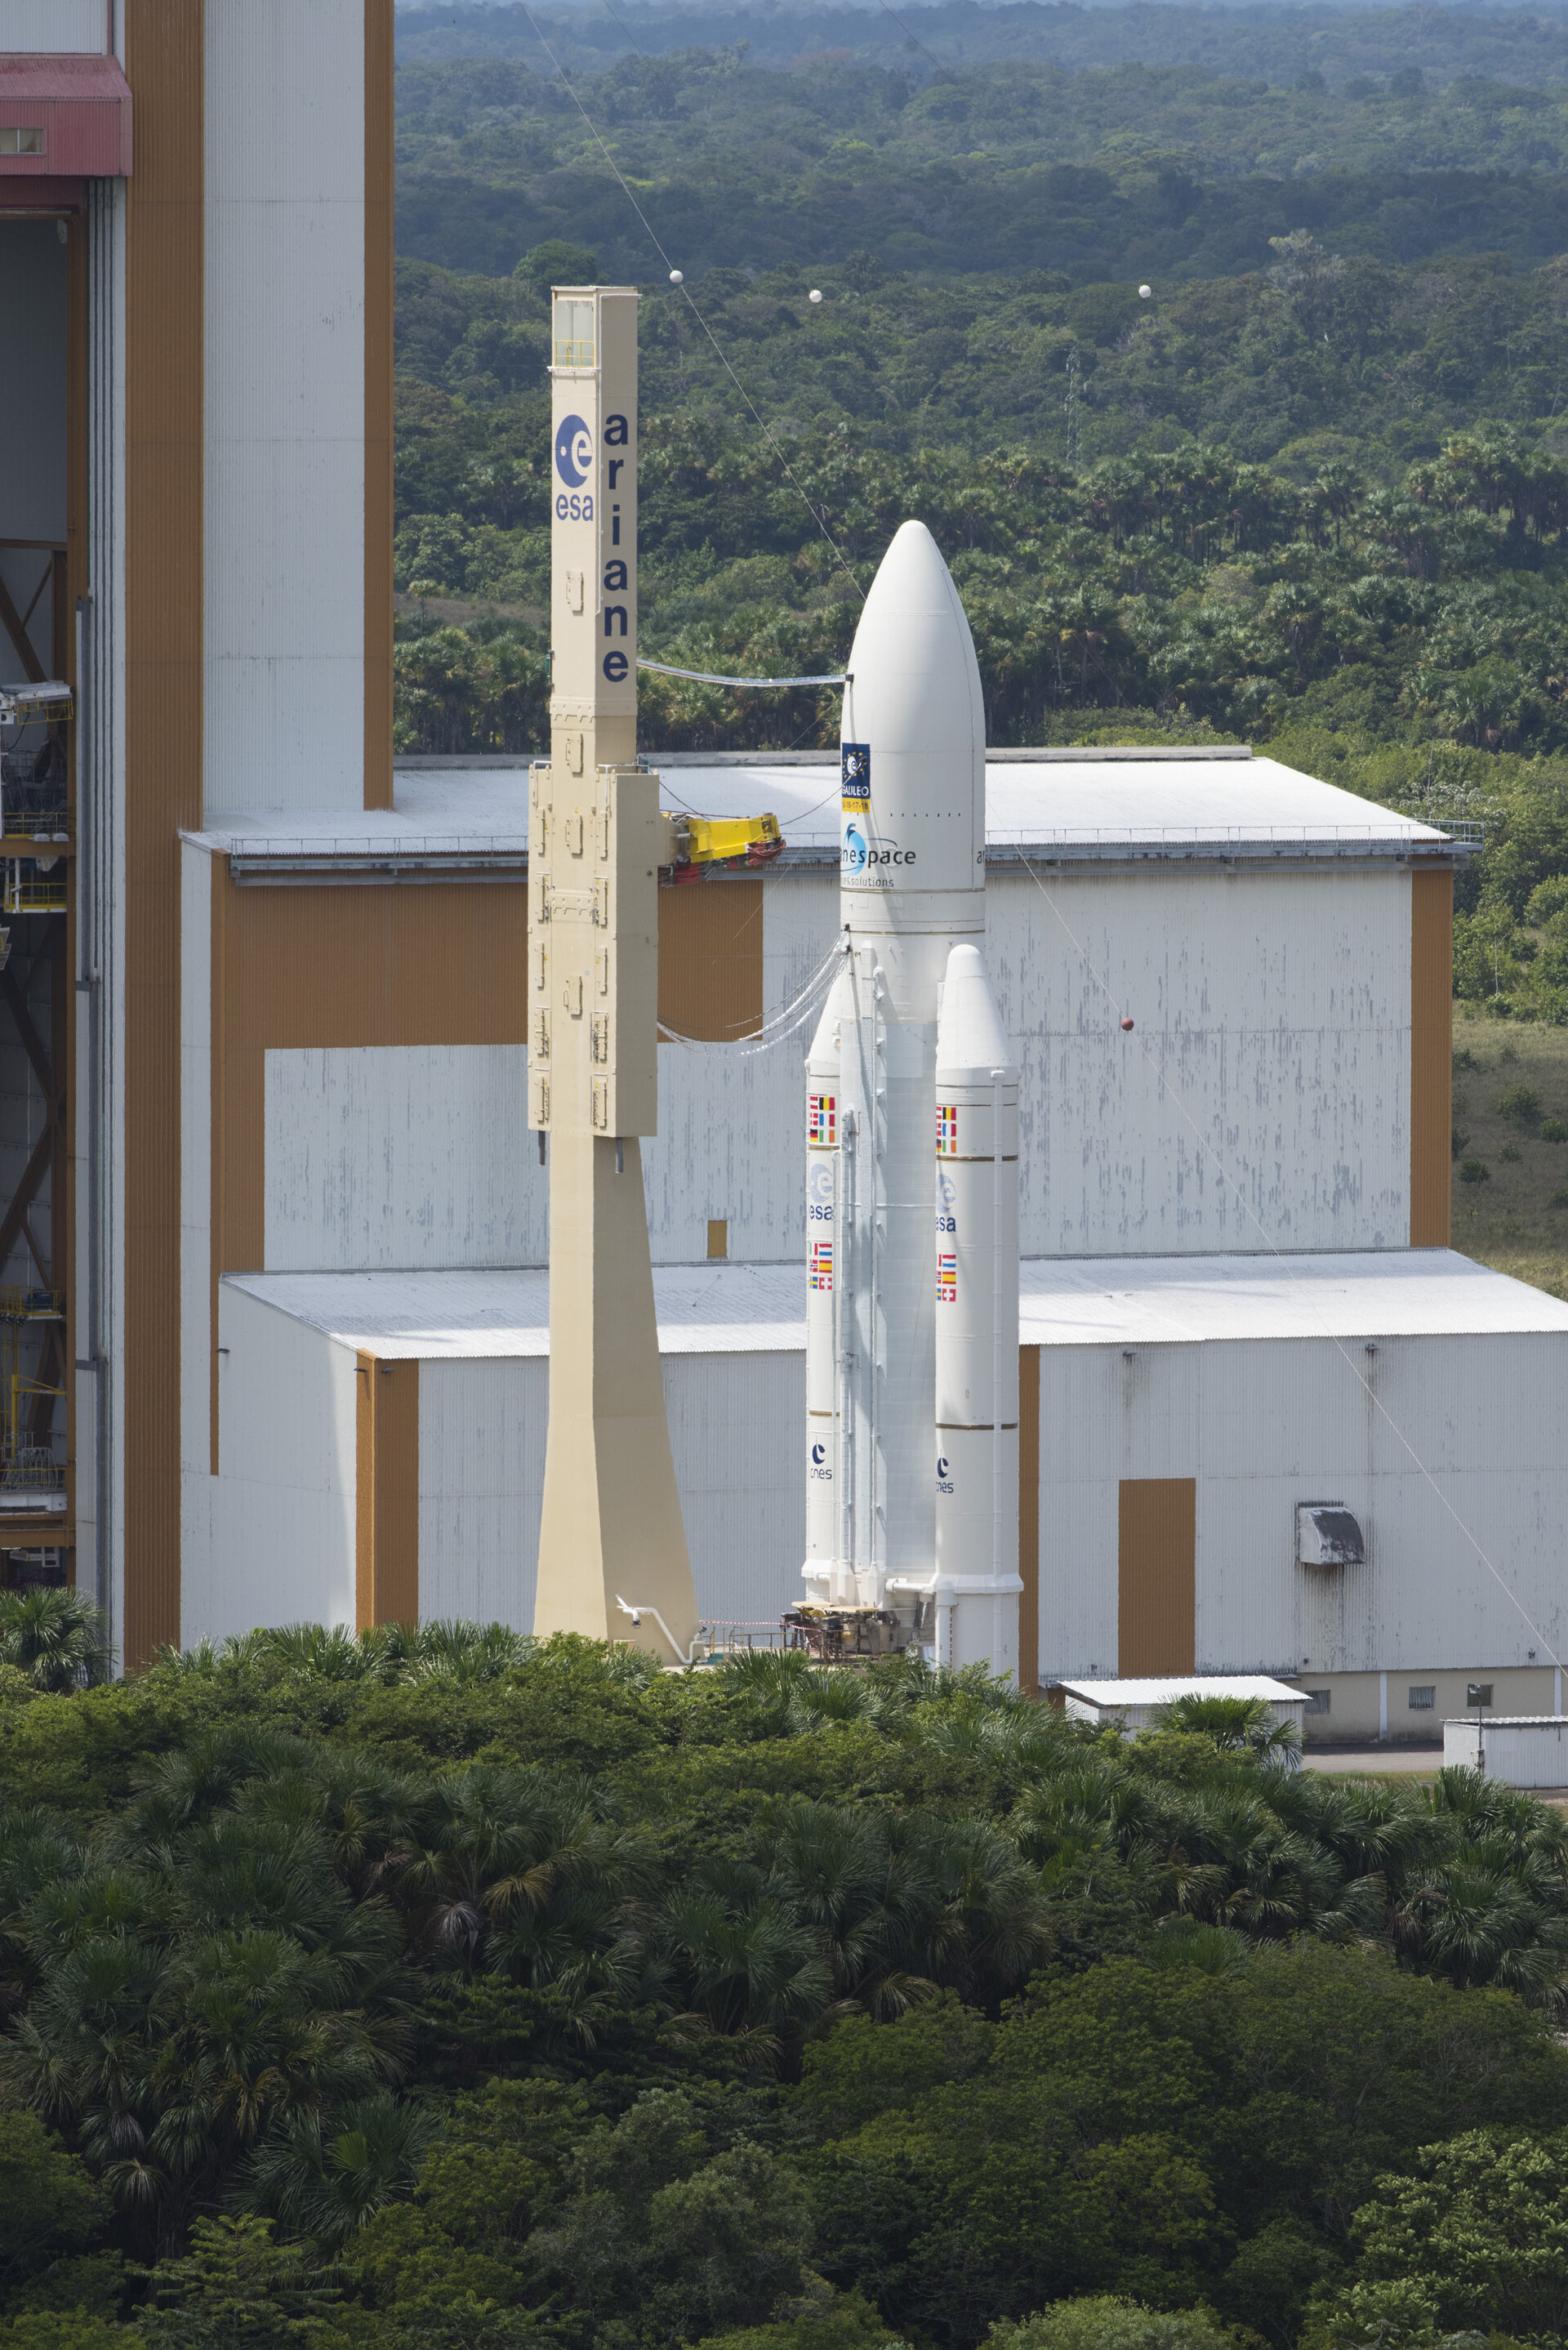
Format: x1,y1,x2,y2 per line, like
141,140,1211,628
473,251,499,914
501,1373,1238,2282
840,520,986,939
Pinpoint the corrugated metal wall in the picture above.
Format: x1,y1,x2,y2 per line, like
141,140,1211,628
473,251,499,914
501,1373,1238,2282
193,1284,358,1646
4,2,108,52
203,0,366,818
418,1357,546,1631
265,1045,535,1271
990,864,1412,1257
415,1350,805,1635
251,860,1414,1273
663,1350,804,1626
1036,1331,1568,1681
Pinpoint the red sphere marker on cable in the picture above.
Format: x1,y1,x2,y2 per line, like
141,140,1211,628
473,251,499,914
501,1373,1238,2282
1120,1015,1135,1032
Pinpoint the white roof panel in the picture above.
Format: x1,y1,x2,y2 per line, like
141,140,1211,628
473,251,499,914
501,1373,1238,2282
1058,1675,1307,1706
225,1249,1568,1362
1020,1250,1568,1345
223,1260,806,1361
185,751,1450,863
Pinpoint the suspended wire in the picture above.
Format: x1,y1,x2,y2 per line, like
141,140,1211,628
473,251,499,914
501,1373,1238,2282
517,1,866,605
639,658,849,688
872,0,957,82
1016,847,1564,1674
659,934,847,1055
597,0,644,54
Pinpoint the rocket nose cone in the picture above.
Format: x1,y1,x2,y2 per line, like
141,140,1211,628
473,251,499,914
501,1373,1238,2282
844,520,984,762
937,943,1017,1077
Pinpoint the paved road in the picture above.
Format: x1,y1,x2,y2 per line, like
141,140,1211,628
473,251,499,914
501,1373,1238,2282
1303,1746,1443,1774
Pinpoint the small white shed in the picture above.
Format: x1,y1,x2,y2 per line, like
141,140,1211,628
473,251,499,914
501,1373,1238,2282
1053,1674,1308,1736
1443,1716,1568,1789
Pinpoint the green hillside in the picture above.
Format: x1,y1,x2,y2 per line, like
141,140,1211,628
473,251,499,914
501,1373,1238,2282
396,42,1568,281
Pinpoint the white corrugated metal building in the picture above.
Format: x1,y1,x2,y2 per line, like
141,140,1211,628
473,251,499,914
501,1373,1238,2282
170,742,1568,1738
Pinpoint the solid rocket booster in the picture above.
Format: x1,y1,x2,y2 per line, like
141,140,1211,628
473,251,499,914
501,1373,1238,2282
804,516,1020,1677
934,945,1022,1675
804,970,850,1594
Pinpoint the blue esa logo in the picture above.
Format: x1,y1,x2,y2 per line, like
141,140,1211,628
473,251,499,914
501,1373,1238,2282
555,414,593,487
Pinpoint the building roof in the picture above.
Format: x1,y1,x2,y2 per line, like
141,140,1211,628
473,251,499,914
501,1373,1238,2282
185,751,1460,875
223,1260,806,1361
1056,1675,1307,1706
1444,1716,1568,1728
1018,1250,1568,1345
224,1248,1568,1362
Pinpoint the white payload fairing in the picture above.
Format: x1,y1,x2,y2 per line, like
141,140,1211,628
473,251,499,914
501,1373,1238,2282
801,520,1022,1679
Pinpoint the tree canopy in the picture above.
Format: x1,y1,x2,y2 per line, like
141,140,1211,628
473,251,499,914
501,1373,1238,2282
3,1632,1568,2346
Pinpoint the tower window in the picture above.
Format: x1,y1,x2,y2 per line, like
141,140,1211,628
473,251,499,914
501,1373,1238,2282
553,297,595,370
0,129,44,155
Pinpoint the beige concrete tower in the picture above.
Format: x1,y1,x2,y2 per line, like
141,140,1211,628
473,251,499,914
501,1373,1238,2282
529,287,698,1659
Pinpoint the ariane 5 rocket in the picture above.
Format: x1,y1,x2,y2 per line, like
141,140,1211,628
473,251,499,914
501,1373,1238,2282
802,519,1022,1682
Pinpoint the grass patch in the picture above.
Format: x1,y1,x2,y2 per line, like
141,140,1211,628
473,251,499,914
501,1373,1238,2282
1452,1011,1568,1295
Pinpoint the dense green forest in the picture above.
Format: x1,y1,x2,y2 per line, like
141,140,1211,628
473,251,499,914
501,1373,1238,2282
7,1603,1568,2347
396,40,1568,280
396,1,1568,95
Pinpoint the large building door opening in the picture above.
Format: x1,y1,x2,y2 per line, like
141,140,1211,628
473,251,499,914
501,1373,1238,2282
0,213,76,1586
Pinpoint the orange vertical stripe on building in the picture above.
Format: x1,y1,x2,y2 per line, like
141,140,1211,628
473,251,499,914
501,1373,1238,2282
355,1351,418,1629
1410,866,1454,1248
363,0,394,810
1018,1344,1040,1696
1117,1478,1196,1676
123,0,204,1666
354,1353,376,1630
373,1359,419,1625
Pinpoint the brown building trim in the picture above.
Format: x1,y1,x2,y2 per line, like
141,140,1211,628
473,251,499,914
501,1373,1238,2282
1118,1476,1196,1676
1410,867,1454,1248
657,877,764,1042
355,1350,418,1628
123,0,203,1667
1018,1344,1040,1696
210,872,532,1353
363,0,394,812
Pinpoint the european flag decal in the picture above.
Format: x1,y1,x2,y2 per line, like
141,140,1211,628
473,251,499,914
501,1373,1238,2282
841,742,871,809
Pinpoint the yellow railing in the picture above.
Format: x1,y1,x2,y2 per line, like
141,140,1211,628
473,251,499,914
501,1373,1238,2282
2,866,67,914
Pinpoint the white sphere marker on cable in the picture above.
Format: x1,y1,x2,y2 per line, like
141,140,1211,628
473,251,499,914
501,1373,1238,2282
669,269,684,284
809,288,823,304
1138,283,1152,299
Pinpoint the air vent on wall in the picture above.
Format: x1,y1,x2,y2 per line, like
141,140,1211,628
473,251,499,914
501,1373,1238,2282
1296,1502,1365,1567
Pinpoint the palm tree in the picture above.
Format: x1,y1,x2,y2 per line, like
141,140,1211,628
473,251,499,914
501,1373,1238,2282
1156,1693,1303,1764
239,2090,439,2247
0,1587,111,1690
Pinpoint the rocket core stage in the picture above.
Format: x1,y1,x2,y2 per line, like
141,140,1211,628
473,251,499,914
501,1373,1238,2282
800,521,1022,1681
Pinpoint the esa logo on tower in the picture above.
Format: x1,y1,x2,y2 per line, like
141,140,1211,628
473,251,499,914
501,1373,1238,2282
555,414,594,520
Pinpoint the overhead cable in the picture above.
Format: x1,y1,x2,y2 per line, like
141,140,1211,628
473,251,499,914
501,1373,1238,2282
517,0,866,604
658,935,847,1055
639,658,849,688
